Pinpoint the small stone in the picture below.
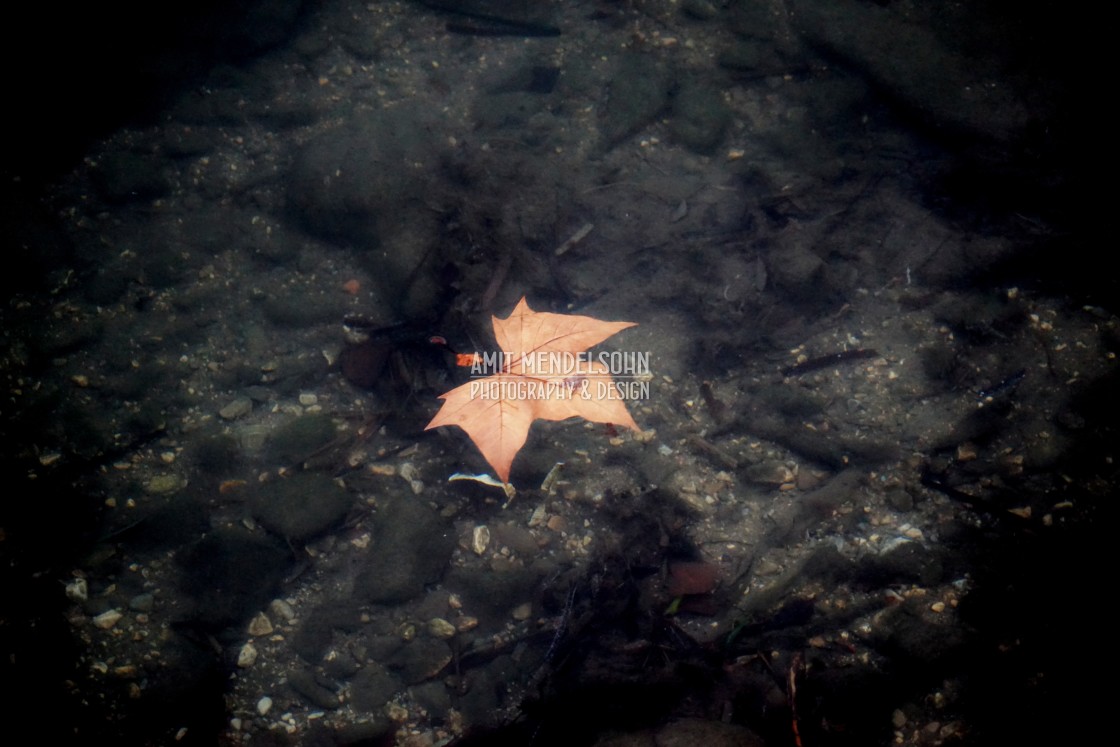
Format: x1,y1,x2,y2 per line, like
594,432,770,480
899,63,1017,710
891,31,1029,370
427,618,457,639
65,577,88,603
268,599,296,622
93,609,123,630
145,474,187,494
456,616,479,633
219,396,253,420
237,642,258,668
298,393,318,406
511,602,532,621
930,601,946,613
471,525,490,556
257,696,273,716
546,515,568,533
248,612,274,636
129,593,154,612
891,709,907,728
744,460,795,486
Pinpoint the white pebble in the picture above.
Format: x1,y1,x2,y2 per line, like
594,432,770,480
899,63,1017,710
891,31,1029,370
93,609,123,630
237,642,258,668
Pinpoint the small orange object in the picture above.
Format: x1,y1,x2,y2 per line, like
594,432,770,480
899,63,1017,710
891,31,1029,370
455,353,481,367
341,278,361,295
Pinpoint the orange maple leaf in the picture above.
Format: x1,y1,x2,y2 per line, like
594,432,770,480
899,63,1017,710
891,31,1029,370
425,297,640,483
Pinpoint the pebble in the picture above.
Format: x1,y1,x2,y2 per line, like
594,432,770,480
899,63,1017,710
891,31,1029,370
471,525,490,556
248,612,274,636
744,460,795,486
65,577,88,603
511,602,532,621
427,618,457,639
237,642,258,668
257,696,273,716
145,474,187,495
269,599,296,623
129,593,154,612
93,609,123,630
219,396,253,420
528,505,548,528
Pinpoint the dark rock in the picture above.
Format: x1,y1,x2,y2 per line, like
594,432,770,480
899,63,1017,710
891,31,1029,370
357,498,455,604
856,542,945,588
291,602,366,663
788,0,1030,142
288,667,342,710
445,564,541,623
265,413,338,465
284,109,446,316
765,242,824,297
386,636,452,684
251,472,353,543
884,487,914,512
321,648,362,679
349,661,401,711
339,339,392,389
411,680,453,716
189,432,243,479
285,109,437,248
175,527,291,630
599,54,671,148
129,593,155,612
872,603,969,665
92,152,171,203
669,79,731,154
